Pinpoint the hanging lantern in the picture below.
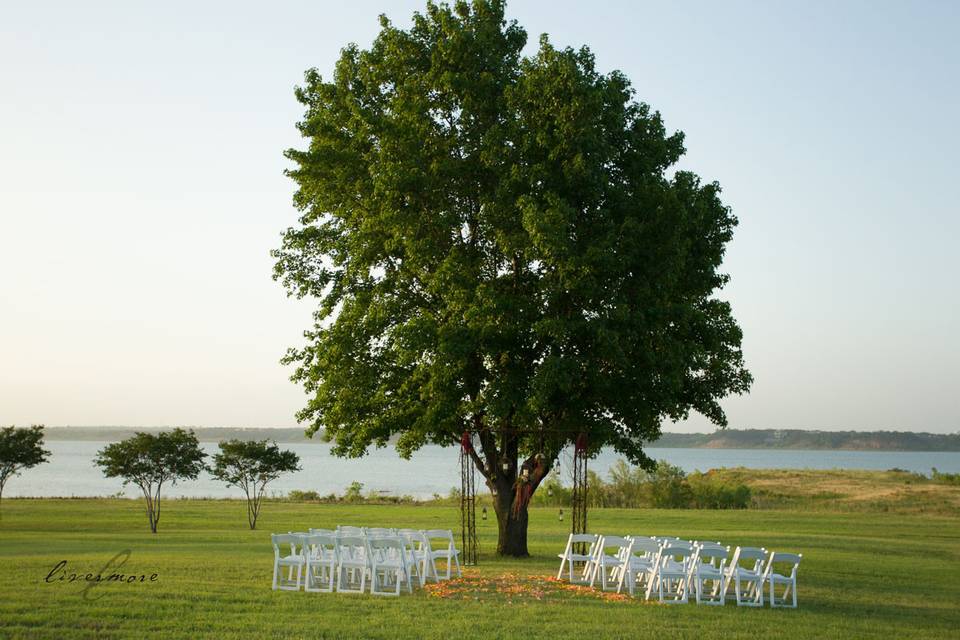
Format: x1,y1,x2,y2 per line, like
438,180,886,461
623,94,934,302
547,486,554,498
481,506,487,521
559,508,564,522
501,460,511,473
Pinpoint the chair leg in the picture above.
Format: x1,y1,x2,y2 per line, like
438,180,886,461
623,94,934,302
272,560,279,591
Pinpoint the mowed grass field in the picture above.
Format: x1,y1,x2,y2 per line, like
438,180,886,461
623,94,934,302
1,499,958,639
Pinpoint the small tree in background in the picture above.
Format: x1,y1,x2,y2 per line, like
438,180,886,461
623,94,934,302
210,440,301,529
94,428,206,533
0,425,51,517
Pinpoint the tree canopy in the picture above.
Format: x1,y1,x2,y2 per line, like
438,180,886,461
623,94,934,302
95,428,206,533
0,425,51,514
274,0,751,555
210,439,301,529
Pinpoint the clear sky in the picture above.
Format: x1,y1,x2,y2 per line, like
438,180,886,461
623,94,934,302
1,1,957,433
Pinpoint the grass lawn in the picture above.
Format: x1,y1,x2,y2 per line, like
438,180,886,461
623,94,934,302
1,499,957,639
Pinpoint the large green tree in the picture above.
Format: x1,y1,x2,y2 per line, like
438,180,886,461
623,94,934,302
275,0,751,555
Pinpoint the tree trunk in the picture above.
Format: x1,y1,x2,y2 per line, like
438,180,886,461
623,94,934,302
493,477,529,557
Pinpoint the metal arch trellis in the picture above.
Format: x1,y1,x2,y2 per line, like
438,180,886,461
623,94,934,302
459,432,479,566
571,433,589,554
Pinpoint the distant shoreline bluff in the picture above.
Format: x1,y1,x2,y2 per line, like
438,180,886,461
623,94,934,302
38,427,960,452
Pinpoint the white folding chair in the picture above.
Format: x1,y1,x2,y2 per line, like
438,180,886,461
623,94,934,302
368,537,412,596
335,535,370,594
724,546,768,606
271,533,306,591
617,537,661,596
763,552,802,608
396,529,430,586
366,527,396,537
423,530,462,581
304,533,338,593
338,525,366,536
588,535,630,591
556,533,599,584
648,544,694,604
692,544,729,605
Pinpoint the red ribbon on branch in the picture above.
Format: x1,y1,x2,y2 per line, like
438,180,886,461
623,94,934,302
460,431,473,453
575,433,588,453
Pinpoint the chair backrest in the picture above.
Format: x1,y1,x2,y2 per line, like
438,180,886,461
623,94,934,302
765,552,802,578
661,544,693,558
569,533,598,544
560,533,598,559
368,536,404,553
305,533,338,554
396,529,427,547
338,525,365,535
272,534,302,558
731,546,767,572
694,545,728,569
630,538,662,555
367,527,397,537
695,540,723,548
658,545,694,572
424,529,455,550
335,534,368,559
598,535,630,550
271,533,299,549
309,528,336,536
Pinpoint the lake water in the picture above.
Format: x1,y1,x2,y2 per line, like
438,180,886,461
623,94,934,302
6,441,960,499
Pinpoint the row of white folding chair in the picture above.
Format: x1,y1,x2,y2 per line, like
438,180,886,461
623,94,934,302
305,527,461,587
633,540,740,605
583,535,709,593
725,547,802,608
330,526,462,582
273,531,413,596
634,542,800,607
558,534,801,608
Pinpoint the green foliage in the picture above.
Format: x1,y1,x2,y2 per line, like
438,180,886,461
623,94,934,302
286,486,418,504
0,425,51,513
932,467,960,485
537,459,750,509
686,471,752,509
644,461,692,508
531,476,571,507
94,428,205,532
210,440,300,529
274,0,750,553
343,481,365,503
287,489,323,501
